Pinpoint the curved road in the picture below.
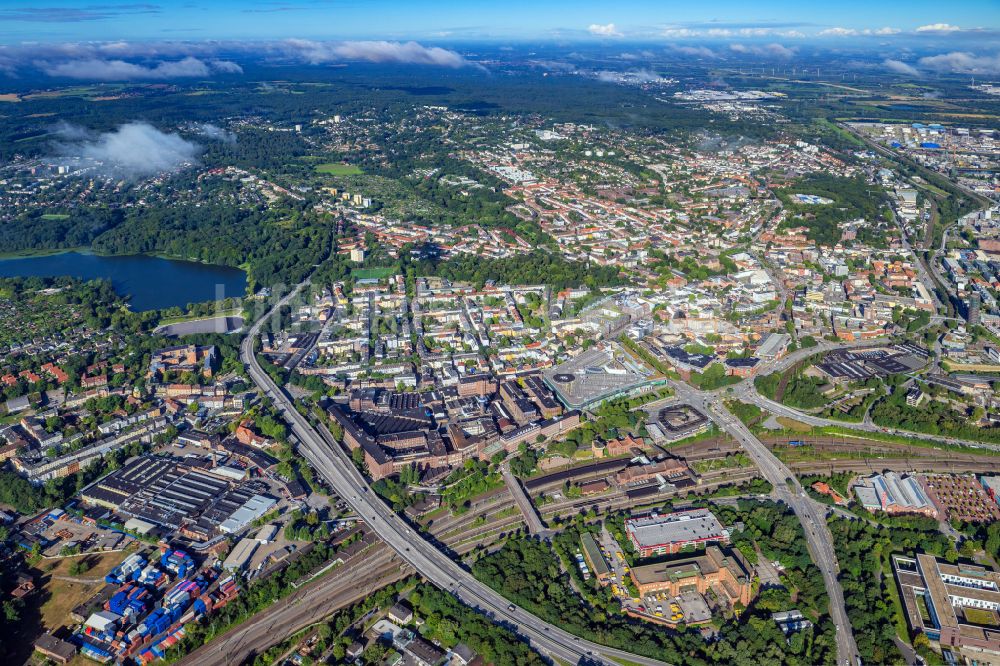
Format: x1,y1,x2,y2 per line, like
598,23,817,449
669,381,860,666
730,380,1000,454
240,282,670,666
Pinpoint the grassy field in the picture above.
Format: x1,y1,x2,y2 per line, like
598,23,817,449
351,266,396,279
692,453,752,473
31,549,131,634
315,163,363,175
40,213,70,221
776,416,813,432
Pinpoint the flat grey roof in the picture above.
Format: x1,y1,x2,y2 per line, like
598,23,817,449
625,509,727,550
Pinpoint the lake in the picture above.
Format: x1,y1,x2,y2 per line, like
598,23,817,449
0,252,247,311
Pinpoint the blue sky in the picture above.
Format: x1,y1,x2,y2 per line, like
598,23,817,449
0,0,997,43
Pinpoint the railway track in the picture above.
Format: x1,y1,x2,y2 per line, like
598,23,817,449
178,547,408,666
180,507,532,666
788,457,1000,476
183,440,1000,664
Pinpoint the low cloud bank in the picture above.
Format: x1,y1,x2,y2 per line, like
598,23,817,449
52,121,201,177
40,56,241,80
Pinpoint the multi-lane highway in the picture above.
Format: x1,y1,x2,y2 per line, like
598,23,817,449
241,277,982,666
669,381,860,666
240,283,671,666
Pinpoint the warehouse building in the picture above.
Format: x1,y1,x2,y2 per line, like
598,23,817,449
223,538,259,571
625,509,729,557
852,472,937,518
219,495,277,534
580,533,612,585
79,454,275,538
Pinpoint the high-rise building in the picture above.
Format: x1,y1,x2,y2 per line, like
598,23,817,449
968,292,981,326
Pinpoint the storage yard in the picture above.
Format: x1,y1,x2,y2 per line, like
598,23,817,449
70,546,242,664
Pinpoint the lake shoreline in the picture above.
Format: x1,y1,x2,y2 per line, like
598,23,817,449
0,251,247,312
0,245,244,270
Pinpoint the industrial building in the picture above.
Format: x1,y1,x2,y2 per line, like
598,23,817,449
815,344,928,383
852,472,937,518
218,495,277,534
755,332,791,359
625,509,729,557
628,546,754,609
79,455,276,539
580,533,612,585
223,538,259,571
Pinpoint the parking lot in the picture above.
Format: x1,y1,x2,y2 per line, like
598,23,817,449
590,525,718,627
19,510,135,558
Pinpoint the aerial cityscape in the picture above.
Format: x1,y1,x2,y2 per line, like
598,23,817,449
1,1,1000,665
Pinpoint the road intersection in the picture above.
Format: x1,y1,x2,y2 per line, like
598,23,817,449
668,380,860,666
239,276,993,666
240,283,671,666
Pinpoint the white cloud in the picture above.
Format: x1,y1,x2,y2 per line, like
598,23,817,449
669,45,718,58
661,27,698,38
39,56,239,80
588,23,623,37
52,122,200,177
883,59,920,76
916,23,962,33
195,123,236,144
0,54,16,77
663,26,806,39
617,50,655,60
818,27,858,37
4,40,480,77
208,59,243,74
659,24,904,39
282,39,476,68
918,51,1000,75
729,43,796,59
596,68,667,83
738,27,778,36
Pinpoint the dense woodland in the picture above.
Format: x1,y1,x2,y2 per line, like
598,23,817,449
776,173,890,247
870,380,1000,444
829,515,957,665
